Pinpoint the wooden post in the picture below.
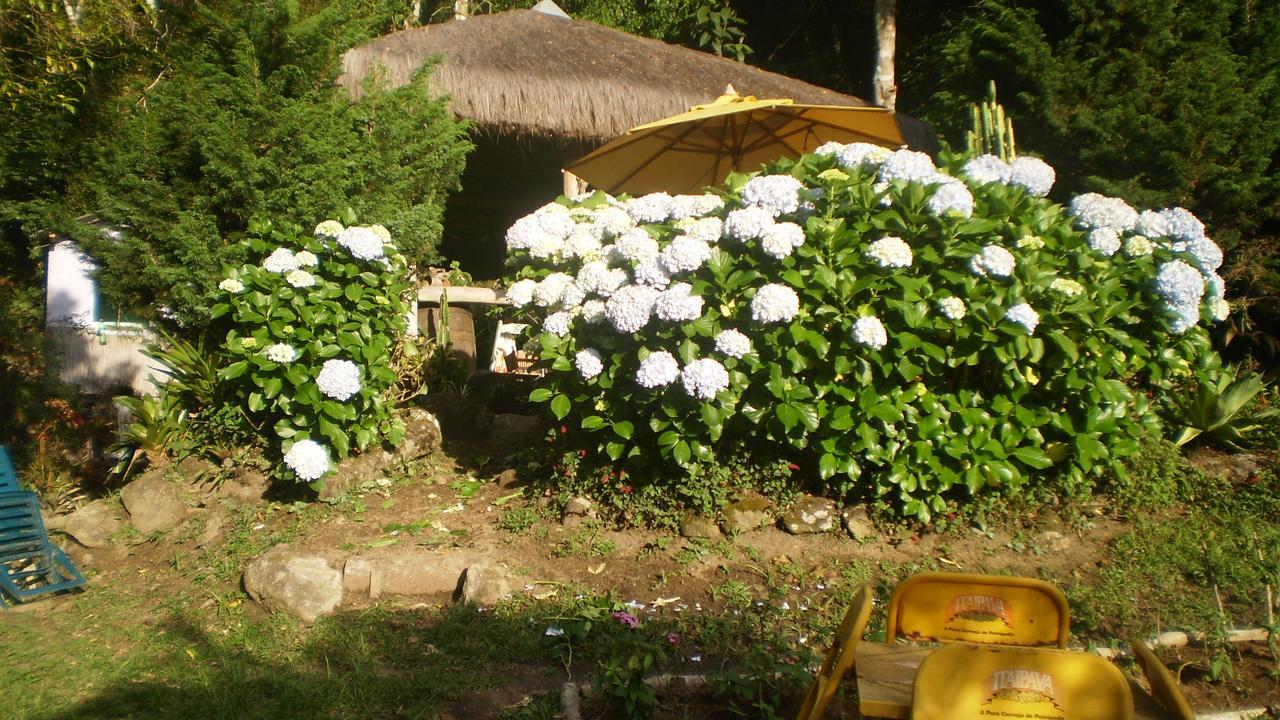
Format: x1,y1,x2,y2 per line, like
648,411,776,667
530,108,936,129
454,0,469,20
873,0,897,111
562,170,586,197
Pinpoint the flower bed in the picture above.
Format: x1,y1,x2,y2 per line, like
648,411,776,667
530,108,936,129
504,146,1227,520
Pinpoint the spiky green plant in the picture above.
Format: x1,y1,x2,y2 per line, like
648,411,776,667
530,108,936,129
967,81,1017,162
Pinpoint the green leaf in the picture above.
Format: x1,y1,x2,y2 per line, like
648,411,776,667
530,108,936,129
612,421,635,440
529,388,553,403
581,415,605,430
550,394,571,420
218,361,249,381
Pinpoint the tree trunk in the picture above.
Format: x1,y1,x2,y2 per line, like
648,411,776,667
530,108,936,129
454,0,469,20
873,0,897,110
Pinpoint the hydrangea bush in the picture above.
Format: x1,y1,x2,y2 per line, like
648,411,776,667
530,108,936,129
504,146,1227,520
211,218,410,483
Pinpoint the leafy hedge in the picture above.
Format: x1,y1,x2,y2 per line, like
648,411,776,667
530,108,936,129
504,146,1227,520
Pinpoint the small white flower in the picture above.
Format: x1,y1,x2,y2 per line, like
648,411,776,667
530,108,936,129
606,284,660,334
865,236,913,269
660,235,712,274
1186,237,1223,272
852,316,888,349
263,248,298,273
653,283,704,322
219,278,244,293
294,250,319,267
336,227,386,261
527,232,564,260
1069,193,1138,232
504,214,548,251
1136,210,1171,239
741,175,804,217
1154,260,1205,308
575,348,604,379
1210,298,1230,322
533,273,575,308
1008,156,1056,197
671,194,725,219
580,300,607,324
750,284,800,323
558,283,587,310
543,311,572,337
926,177,974,218
832,142,892,169
1049,278,1085,297
1005,303,1040,334
962,155,1011,185
723,207,775,242
936,296,966,320
635,351,679,388
675,217,723,244
563,224,604,258
1123,235,1154,257
576,261,628,297
714,329,752,358
265,343,298,363
368,224,392,243
878,149,938,184
969,245,1016,278
633,257,672,289
286,269,316,288
284,439,329,481
1158,207,1206,242
506,279,537,307
1087,228,1122,257
592,206,636,238
534,203,575,239
617,228,660,262
316,359,362,401
681,358,729,400
760,222,805,259
624,193,674,224
314,220,344,239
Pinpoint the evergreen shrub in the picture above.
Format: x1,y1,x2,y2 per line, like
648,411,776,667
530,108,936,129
504,145,1229,520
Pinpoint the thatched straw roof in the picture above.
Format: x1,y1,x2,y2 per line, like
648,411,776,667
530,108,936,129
340,8,934,150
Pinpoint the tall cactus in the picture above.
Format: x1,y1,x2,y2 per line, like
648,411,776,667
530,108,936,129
966,81,1017,162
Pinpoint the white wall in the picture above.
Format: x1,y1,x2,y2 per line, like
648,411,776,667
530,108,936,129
45,241,97,327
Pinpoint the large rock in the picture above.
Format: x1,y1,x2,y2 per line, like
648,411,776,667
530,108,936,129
561,496,598,528
342,550,476,599
679,513,721,539
840,506,876,542
455,562,513,605
722,493,774,535
243,545,345,623
780,495,837,535
120,471,188,534
1190,451,1265,485
54,499,124,548
220,469,270,504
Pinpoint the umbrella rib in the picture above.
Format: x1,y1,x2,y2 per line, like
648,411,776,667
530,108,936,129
605,121,709,194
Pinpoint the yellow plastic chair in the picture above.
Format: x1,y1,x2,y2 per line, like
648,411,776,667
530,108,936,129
794,584,874,720
885,572,1070,649
1130,640,1196,720
911,643,1135,720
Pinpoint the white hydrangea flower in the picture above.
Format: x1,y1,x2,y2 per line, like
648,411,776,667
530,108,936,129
286,269,316,288
543,311,572,337
834,142,892,169
723,206,775,242
1205,272,1226,302
653,283,704,322
533,273,575,308
936,296,967,320
527,232,564,260
317,359,361,401
760,224,799,259
675,216,723,244
671,194,725,219
681,357,729,400
263,248,298,273
750,284,800,323
337,227,386,261
1210,298,1230,322
1087,228,1122,257
1167,305,1201,334
927,178,975,218
1123,235,1154,257
219,278,244,293
1136,210,1171,239
605,284,660,333
813,141,845,156
852,316,888,349
962,155,1011,185
295,250,319,267
624,193,674,224
660,235,712,274
534,203,575,239
1008,156,1056,197
575,348,604,379
1068,193,1138,232
1005,303,1040,334
576,261,627,296
1049,278,1085,297
969,245,1016,278
506,278,537,307
879,149,938,184
580,300,607,324
558,283,587,310
563,224,604,258
714,328,752,358
368,224,392,243
265,343,297,363
741,175,804,217
1186,237,1223,272
635,350,679,388
314,220,345,239
593,206,636,238
865,236,913,268
505,214,549,251
284,439,329,481
1158,207,1205,242
633,257,672,288
617,228,660,262
1016,235,1046,251
1154,260,1206,308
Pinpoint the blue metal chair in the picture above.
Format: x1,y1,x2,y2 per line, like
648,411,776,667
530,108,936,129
0,491,85,604
0,445,20,492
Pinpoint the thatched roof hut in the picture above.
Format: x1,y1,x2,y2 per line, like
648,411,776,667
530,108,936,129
340,7,934,148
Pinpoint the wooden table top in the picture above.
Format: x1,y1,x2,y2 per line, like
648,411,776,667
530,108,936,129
854,641,1176,719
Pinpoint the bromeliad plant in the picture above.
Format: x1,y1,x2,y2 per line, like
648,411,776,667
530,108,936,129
504,144,1230,520
211,217,410,484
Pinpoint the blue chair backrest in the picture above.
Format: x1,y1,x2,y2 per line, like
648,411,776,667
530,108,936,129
0,492,46,556
0,446,19,492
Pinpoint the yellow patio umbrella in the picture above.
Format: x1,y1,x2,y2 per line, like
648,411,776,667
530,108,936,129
565,87,905,196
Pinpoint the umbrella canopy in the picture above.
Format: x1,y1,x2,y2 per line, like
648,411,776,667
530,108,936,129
565,89,906,196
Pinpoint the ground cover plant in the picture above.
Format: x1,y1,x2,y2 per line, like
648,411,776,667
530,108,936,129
504,145,1230,521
